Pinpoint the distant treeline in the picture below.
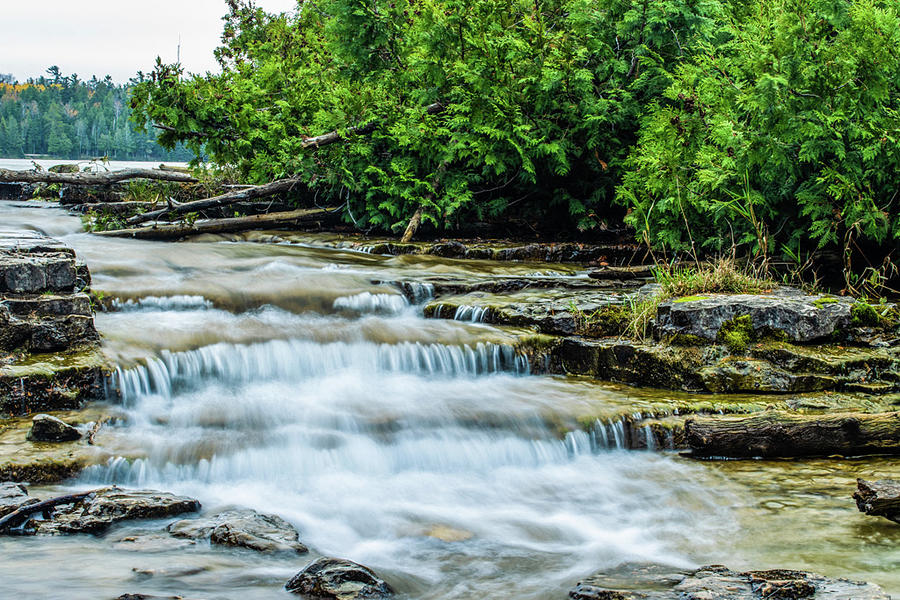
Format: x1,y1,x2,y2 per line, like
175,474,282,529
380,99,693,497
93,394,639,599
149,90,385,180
0,67,194,162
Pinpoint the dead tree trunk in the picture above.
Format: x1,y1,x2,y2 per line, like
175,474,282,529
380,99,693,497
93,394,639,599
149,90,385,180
684,410,900,458
0,490,97,533
401,207,424,243
301,103,444,149
0,168,196,185
98,208,336,240
126,176,303,225
400,161,448,243
854,479,900,524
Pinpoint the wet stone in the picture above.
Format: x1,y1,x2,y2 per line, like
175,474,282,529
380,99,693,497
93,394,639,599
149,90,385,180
26,414,82,442
286,557,393,599
0,482,37,518
167,508,308,553
31,487,201,535
0,252,76,294
569,564,890,600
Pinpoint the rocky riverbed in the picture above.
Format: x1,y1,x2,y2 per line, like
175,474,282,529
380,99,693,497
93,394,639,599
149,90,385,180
1,200,899,599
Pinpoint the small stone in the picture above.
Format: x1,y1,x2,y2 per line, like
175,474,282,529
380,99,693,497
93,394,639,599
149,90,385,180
286,557,393,599
27,414,82,442
424,524,473,542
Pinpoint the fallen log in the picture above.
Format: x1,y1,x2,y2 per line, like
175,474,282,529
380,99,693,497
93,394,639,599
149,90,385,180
126,176,304,225
0,168,196,185
854,479,900,524
684,410,900,458
301,102,444,149
0,489,97,533
98,208,338,240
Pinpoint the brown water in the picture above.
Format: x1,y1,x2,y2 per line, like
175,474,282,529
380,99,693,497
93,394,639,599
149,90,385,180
0,200,897,599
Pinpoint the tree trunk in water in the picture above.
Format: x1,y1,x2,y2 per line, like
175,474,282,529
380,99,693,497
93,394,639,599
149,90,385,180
0,168,196,185
0,490,97,533
684,410,900,458
854,479,900,524
99,208,337,240
126,176,304,225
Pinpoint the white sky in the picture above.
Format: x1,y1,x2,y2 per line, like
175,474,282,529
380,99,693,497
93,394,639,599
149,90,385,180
1,0,299,83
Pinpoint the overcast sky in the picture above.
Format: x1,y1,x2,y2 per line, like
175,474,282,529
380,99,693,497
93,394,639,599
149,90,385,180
1,0,299,83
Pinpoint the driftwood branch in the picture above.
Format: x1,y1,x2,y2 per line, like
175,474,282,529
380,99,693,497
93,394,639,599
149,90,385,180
685,410,900,458
126,176,304,225
401,207,424,244
0,490,97,533
99,208,337,240
302,102,444,149
0,168,196,185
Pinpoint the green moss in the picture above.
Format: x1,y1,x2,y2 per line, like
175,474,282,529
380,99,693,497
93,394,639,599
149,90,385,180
851,302,882,327
674,295,710,303
667,333,707,346
515,333,559,351
571,304,631,337
1,346,107,379
717,314,754,354
813,296,839,308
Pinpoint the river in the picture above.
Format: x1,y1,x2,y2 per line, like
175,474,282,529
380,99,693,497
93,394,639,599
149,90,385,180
0,199,897,599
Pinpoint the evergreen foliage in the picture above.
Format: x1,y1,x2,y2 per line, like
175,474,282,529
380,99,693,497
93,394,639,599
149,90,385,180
0,69,192,161
130,0,900,263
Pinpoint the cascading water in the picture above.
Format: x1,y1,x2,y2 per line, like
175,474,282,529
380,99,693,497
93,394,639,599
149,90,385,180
4,200,897,600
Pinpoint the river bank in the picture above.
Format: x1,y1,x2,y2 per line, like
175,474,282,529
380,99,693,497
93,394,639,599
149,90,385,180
0,198,898,598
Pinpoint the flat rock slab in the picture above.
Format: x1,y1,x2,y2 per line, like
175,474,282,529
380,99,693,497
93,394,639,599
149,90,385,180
286,557,393,599
656,292,854,343
32,487,200,535
0,230,74,256
168,508,308,553
570,564,889,600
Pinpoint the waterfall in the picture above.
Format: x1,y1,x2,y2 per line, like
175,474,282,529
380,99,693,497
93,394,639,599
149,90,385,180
453,305,490,323
109,339,530,403
111,295,214,312
333,292,410,314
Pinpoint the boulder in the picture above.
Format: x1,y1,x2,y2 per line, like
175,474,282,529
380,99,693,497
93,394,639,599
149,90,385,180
32,487,200,535
0,482,37,518
167,508,308,553
569,564,889,600
285,557,393,599
27,414,82,442
655,292,853,343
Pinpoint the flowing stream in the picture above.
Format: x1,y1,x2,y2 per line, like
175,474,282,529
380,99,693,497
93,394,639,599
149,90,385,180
1,200,898,599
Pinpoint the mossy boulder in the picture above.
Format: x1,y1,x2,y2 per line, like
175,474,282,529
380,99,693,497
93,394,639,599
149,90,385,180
655,290,855,343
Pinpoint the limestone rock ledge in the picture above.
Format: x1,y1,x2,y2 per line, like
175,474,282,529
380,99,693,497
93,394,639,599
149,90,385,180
0,229,105,416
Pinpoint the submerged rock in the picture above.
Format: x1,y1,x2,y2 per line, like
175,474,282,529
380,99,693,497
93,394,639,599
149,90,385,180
167,508,308,553
285,557,393,599
570,564,889,600
31,487,200,535
26,414,82,442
